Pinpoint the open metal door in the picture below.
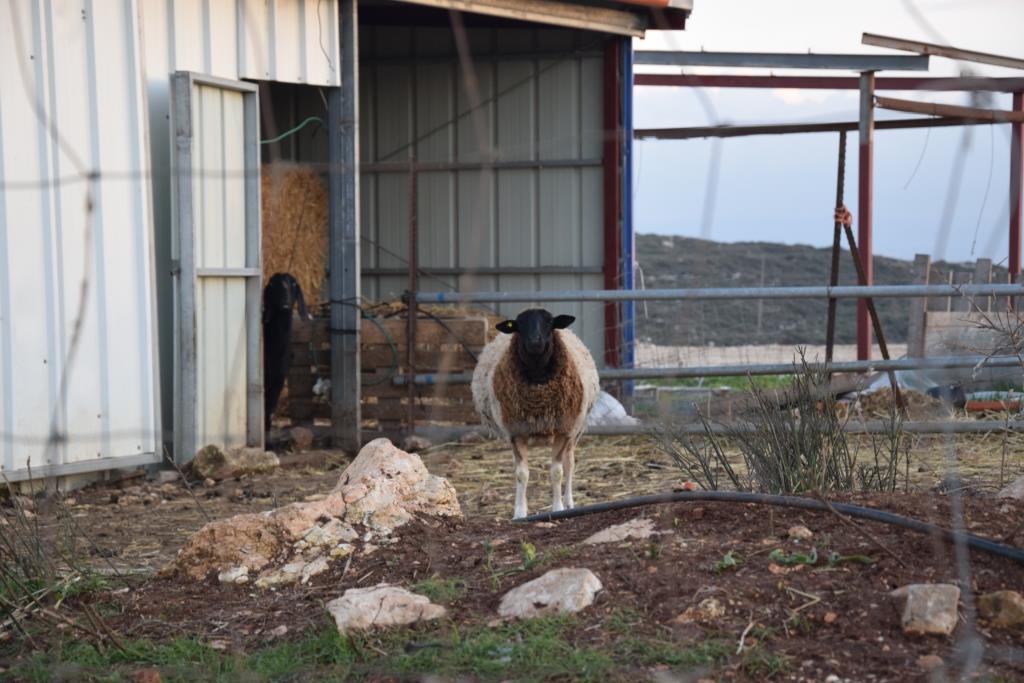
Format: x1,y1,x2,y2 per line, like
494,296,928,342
170,72,262,464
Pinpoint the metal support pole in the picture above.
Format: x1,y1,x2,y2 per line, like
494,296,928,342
327,0,361,453
1010,92,1023,288
406,162,418,435
602,39,623,369
857,71,875,360
825,131,846,365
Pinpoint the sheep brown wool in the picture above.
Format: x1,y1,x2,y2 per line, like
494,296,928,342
492,332,584,439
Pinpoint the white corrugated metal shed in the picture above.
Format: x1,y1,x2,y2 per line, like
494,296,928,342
0,0,340,481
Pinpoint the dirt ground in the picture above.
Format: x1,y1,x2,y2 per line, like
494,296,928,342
5,434,1024,682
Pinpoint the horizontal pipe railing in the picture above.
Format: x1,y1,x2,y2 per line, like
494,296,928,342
392,354,1024,386
416,283,1024,304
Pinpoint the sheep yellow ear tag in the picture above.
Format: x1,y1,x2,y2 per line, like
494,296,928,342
496,320,516,334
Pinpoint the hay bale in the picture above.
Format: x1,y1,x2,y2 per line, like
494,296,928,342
261,163,328,307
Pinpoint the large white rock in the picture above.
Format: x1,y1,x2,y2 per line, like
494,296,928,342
890,584,960,636
326,585,446,633
582,518,657,546
498,568,602,619
174,438,460,581
193,445,280,480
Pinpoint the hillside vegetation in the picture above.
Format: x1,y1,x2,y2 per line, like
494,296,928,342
635,234,1004,347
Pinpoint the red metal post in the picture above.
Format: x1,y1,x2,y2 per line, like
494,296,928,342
603,40,623,368
857,72,875,361
1010,92,1023,283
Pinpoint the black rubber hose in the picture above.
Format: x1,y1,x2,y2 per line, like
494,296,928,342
517,491,1024,565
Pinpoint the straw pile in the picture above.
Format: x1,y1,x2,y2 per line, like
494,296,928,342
261,163,328,306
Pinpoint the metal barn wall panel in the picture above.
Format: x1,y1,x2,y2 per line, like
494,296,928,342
0,1,160,481
360,26,606,359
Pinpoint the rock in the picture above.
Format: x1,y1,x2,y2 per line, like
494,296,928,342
330,544,355,559
890,584,960,636
997,475,1024,500
916,654,945,672
498,568,602,620
202,478,216,488
787,525,813,541
156,470,180,484
193,445,280,481
255,561,309,589
300,556,330,584
582,518,657,545
977,590,1024,628
117,495,142,506
131,669,163,683
290,426,315,452
401,434,432,453
267,625,288,640
173,438,460,580
10,495,36,512
674,598,725,624
217,566,250,585
326,585,446,633
459,430,486,445
294,518,358,554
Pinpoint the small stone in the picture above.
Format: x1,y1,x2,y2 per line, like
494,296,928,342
458,430,486,445
118,495,142,506
977,590,1024,628
295,519,358,553
300,556,330,584
156,470,180,484
11,495,36,512
218,566,250,585
498,568,602,620
674,598,725,624
823,611,838,624
254,561,308,589
267,625,288,639
997,475,1024,500
330,544,354,558
131,668,163,683
202,478,216,488
193,444,279,481
787,525,813,541
890,584,960,636
290,426,315,452
401,435,432,453
583,518,657,545
326,584,445,633
916,654,944,672
362,543,379,556
63,498,77,507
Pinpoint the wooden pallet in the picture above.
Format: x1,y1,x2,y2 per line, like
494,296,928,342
286,315,488,428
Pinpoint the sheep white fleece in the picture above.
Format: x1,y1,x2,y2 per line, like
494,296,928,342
471,329,600,440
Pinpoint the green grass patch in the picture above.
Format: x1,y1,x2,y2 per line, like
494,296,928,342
412,575,467,605
643,374,792,391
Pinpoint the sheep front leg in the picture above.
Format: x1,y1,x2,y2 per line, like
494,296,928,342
511,437,529,519
549,436,566,513
561,438,576,510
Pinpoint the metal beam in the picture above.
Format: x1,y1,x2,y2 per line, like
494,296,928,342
1012,92,1024,281
634,116,996,141
634,50,929,71
633,74,1024,92
328,0,361,453
862,33,1024,72
363,266,603,276
857,72,875,361
876,96,1024,124
361,158,602,173
393,0,648,37
417,283,1024,303
394,354,1024,385
603,39,623,369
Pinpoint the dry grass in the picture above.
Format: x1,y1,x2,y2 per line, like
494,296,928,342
261,163,328,306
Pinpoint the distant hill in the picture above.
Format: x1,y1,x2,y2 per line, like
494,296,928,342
634,234,1005,347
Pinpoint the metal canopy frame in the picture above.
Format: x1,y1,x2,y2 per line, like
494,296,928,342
634,50,929,71
634,46,1024,361
170,71,263,465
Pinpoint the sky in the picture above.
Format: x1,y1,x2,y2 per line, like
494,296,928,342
632,0,1024,263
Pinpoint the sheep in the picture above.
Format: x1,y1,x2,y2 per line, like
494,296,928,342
263,273,309,430
471,308,600,519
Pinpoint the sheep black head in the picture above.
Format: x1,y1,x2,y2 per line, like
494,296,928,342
496,308,575,378
263,273,309,322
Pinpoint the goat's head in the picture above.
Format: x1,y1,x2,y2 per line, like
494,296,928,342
263,273,309,320
496,308,575,367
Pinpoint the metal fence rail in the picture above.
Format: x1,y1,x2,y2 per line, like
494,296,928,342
416,283,1024,304
393,354,1024,386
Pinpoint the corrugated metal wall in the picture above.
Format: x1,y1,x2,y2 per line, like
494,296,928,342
0,0,159,479
359,25,607,358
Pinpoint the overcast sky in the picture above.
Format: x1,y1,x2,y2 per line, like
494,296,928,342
632,0,1024,263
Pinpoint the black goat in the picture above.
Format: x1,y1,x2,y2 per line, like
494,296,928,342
263,273,309,429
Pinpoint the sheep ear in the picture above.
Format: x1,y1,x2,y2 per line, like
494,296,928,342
496,320,517,334
552,315,575,329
